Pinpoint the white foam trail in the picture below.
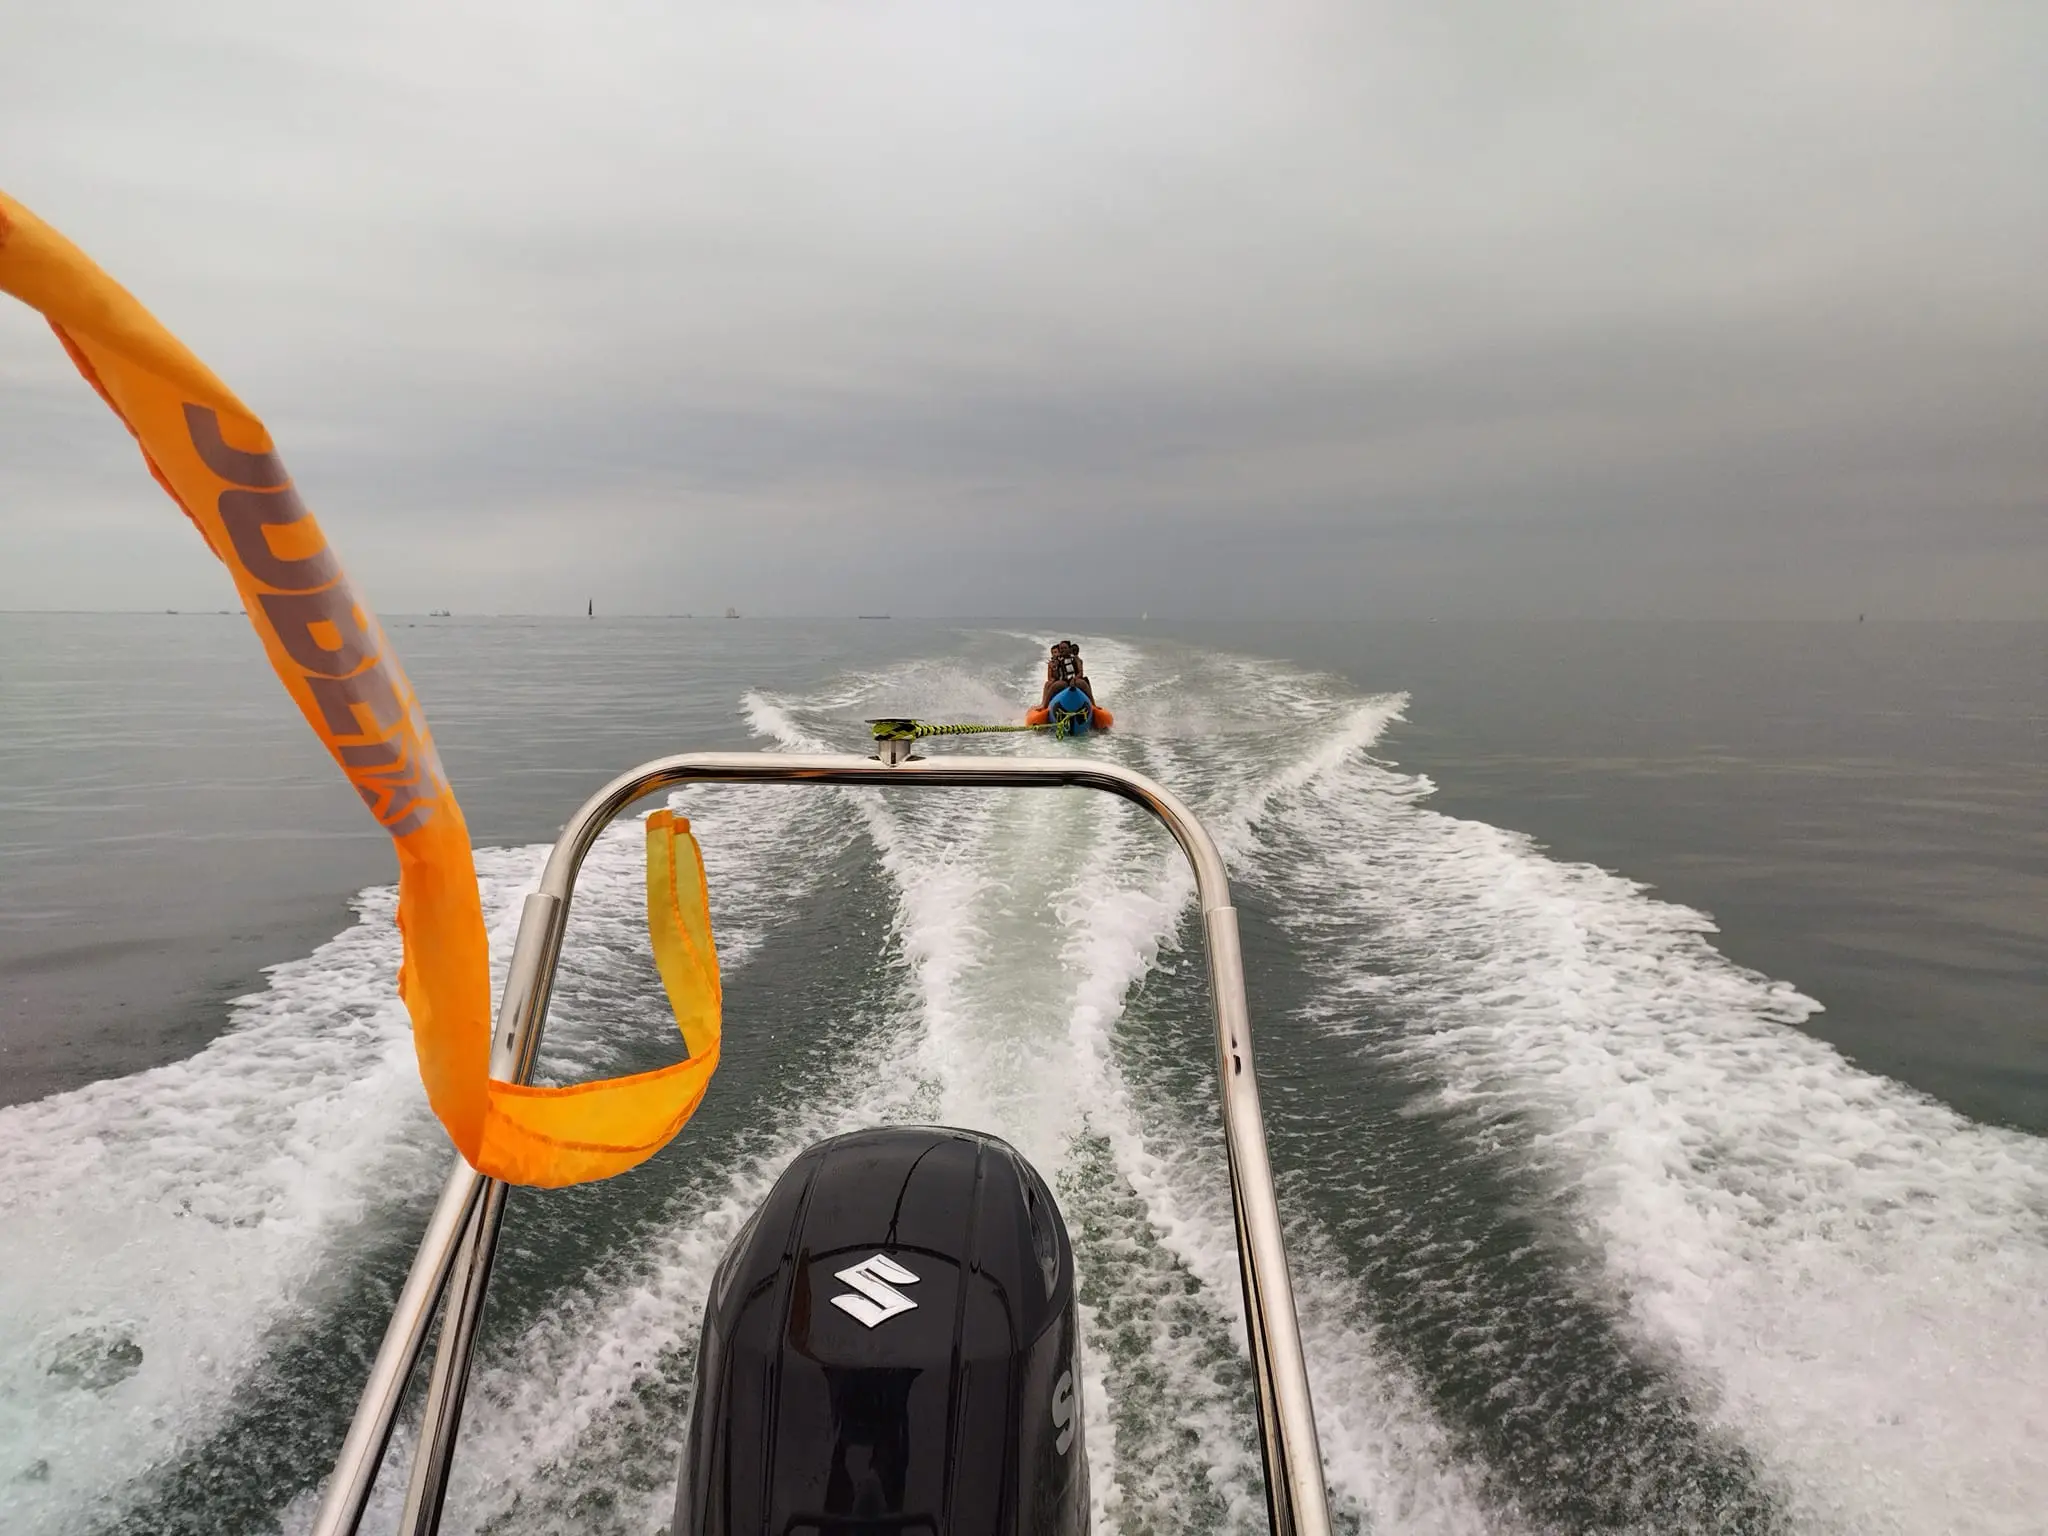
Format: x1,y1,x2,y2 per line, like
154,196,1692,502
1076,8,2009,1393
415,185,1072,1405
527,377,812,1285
747,648,1502,1533
1055,707,1505,1535
1260,738,2048,1535
79,628,2038,1535
0,787,826,1534
750,661,1147,1529
0,850,531,1533
449,643,2044,1535
295,641,1480,1535
411,662,1144,1532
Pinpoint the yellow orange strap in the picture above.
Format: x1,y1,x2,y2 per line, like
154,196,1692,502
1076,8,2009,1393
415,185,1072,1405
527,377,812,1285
647,809,722,1061
0,189,722,1188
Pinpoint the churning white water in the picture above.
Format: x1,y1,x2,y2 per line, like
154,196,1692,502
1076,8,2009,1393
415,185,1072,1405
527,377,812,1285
3,636,2042,1535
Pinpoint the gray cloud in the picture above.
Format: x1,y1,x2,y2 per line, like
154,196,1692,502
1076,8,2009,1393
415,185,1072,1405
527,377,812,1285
3,0,2043,617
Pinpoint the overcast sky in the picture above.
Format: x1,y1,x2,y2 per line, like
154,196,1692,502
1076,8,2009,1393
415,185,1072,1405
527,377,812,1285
3,1,2043,618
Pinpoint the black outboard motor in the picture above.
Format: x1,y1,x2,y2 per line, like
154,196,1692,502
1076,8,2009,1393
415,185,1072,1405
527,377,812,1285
675,1126,1088,1536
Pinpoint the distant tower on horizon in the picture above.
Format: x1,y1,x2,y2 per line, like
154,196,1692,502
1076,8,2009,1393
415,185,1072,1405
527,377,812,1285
588,598,593,617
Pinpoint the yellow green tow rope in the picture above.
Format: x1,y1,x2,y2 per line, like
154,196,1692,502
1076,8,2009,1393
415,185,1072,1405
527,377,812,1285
869,712,1092,744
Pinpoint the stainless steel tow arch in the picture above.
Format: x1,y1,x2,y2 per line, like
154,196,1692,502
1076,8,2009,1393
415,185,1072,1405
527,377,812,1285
314,750,1333,1536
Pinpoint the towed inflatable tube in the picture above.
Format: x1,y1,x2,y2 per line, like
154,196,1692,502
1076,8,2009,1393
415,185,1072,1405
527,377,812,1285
1026,686,1109,734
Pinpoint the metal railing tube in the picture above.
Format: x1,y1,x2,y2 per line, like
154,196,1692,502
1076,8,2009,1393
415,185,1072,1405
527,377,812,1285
324,750,1333,1536
308,1161,480,1536
1206,903,1328,1531
397,1178,512,1532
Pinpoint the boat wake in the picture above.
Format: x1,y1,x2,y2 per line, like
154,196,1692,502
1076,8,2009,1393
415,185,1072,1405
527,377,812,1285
2,632,2042,1535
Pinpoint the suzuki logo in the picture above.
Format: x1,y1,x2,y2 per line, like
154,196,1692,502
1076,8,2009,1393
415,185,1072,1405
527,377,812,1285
1052,1367,1076,1455
830,1253,921,1328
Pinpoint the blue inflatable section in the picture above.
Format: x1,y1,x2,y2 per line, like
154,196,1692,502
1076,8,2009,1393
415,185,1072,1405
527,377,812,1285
1048,686,1093,735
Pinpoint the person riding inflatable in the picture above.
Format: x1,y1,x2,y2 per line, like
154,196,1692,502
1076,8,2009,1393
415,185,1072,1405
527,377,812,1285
1026,641,1112,734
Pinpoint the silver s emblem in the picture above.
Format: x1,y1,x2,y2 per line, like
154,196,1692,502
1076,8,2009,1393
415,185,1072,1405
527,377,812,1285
1051,1366,1076,1455
830,1253,921,1328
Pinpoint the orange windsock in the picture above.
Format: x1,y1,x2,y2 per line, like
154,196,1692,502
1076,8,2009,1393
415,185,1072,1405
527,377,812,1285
0,190,722,1187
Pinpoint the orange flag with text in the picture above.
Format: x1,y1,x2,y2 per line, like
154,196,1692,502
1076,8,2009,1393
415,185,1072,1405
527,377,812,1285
0,190,721,1188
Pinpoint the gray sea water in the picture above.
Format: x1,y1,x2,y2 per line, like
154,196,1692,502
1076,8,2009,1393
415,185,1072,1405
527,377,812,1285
1,614,2043,1535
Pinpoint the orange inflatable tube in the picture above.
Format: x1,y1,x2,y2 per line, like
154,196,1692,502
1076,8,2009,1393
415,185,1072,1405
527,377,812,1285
1026,703,1112,729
